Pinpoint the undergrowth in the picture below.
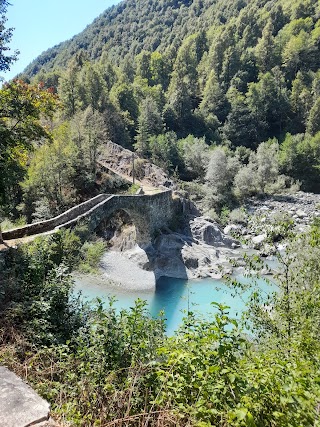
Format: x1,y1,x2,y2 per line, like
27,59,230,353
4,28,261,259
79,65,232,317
0,225,320,426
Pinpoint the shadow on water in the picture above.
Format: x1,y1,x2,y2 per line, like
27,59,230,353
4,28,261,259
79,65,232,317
149,277,189,334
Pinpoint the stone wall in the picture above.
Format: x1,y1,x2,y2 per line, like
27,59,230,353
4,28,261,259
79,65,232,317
86,190,174,244
2,194,110,240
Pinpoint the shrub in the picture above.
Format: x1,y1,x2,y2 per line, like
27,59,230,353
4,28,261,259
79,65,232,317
78,240,106,273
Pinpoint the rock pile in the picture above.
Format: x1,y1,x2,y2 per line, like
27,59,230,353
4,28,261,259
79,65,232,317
223,192,320,254
98,140,175,189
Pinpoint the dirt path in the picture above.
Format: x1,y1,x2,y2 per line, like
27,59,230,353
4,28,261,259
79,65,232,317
97,161,160,195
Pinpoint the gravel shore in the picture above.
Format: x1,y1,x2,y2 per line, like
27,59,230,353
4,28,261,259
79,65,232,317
100,249,156,290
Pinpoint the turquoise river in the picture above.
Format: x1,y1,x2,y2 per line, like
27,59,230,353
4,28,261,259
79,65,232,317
74,274,273,335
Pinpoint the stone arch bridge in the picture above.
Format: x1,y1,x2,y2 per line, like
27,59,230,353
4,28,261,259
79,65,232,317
2,190,176,245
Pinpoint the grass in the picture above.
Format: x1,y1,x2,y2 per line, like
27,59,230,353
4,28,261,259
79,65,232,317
1,216,27,231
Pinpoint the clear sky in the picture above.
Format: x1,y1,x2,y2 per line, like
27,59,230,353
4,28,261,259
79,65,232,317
3,0,122,81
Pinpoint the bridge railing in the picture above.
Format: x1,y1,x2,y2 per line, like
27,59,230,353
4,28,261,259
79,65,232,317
2,194,111,240
2,190,173,241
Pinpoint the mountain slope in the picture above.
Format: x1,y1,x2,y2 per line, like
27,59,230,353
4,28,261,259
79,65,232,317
23,0,247,77
19,0,320,193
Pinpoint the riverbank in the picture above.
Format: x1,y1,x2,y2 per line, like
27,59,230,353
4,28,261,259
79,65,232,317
75,237,242,292
79,191,320,292
100,248,156,290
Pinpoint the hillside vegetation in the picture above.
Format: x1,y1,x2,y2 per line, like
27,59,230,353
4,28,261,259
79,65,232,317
1,0,320,425
23,0,246,75
14,0,320,209
1,0,320,230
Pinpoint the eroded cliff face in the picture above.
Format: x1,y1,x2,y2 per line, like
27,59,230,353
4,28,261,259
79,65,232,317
98,210,242,288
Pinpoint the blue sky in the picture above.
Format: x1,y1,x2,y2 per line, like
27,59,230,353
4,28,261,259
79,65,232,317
3,0,121,81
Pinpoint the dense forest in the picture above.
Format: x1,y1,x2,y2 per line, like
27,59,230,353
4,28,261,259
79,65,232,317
1,0,320,221
1,0,320,425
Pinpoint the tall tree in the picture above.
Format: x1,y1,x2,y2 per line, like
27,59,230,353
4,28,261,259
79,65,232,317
135,96,163,156
290,71,313,133
78,62,107,111
199,70,227,121
0,80,57,208
58,61,81,117
307,97,320,136
255,21,277,73
0,0,18,74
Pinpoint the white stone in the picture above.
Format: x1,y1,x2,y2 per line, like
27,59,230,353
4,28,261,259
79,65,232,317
252,234,267,248
296,209,307,218
223,224,240,235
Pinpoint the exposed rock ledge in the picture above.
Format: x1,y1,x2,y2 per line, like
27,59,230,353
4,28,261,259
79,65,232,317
0,366,51,427
99,216,241,290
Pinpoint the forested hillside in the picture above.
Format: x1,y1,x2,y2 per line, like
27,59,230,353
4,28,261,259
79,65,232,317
2,0,320,219
23,0,245,75
18,0,320,200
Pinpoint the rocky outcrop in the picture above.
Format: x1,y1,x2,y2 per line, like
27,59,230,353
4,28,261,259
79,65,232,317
148,232,240,280
189,216,240,248
0,366,50,427
112,231,241,284
98,140,175,190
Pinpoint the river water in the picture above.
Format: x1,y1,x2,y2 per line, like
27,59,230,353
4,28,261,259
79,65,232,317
74,274,272,335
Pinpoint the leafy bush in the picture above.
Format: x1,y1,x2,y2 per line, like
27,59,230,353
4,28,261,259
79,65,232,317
228,207,248,225
1,221,320,426
78,240,106,273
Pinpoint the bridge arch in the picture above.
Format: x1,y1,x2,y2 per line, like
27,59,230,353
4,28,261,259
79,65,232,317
87,191,175,246
95,207,151,245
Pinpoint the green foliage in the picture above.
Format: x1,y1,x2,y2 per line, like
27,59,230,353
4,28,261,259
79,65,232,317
21,110,111,218
1,216,26,231
1,223,320,425
13,0,319,161
0,80,58,210
219,206,231,226
280,132,320,192
148,132,182,173
178,135,209,180
0,0,18,74
127,183,140,194
0,231,85,345
134,96,163,156
204,147,239,210
228,207,248,225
